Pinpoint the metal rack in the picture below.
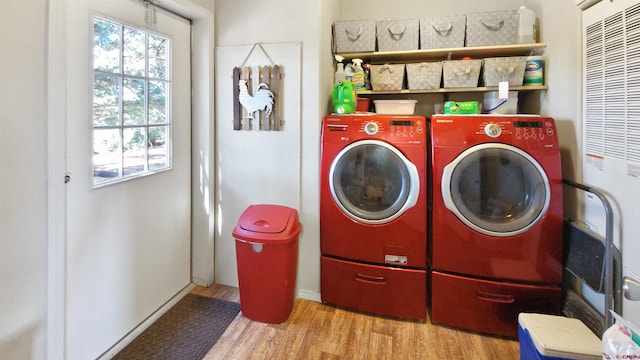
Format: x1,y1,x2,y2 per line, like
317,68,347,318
563,179,622,329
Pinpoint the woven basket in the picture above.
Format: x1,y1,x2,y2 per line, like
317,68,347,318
483,56,527,86
442,60,482,88
406,62,442,90
370,64,406,91
376,19,420,51
465,10,517,47
420,15,466,49
334,19,376,53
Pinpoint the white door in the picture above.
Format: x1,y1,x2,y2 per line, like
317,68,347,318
65,1,191,358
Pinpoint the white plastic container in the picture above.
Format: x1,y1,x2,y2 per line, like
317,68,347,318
374,100,417,115
483,91,518,114
517,5,536,44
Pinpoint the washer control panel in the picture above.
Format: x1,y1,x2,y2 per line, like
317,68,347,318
323,115,426,142
360,118,424,140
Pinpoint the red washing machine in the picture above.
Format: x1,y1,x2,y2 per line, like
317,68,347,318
320,114,427,320
429,115,563,338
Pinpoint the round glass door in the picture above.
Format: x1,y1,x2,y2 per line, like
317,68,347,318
441,143,550,237
330,140,419,224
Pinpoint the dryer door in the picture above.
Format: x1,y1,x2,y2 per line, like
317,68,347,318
330,139,419,224
441,143,550,237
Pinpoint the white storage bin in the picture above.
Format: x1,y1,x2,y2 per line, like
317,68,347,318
483,56,527,86
466,10,518,47
483,91,518,114
334,19,376,53
420,15,467,49
442,59,482,88
406,62,442,90
374,100,417,115
376,19,420,51
370,64,406,91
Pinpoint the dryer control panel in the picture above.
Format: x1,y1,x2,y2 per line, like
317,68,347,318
479,119,557,144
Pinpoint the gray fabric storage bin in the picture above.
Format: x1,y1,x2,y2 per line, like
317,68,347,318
483,56,527,86
376,19,420,51
406,62,442,90
442,59,482,88
334,19,376,53
370,64,406,90
420,15,466,49
465,10,518,47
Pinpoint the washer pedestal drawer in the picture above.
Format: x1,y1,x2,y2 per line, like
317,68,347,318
430,271,562,338
321,256,427,320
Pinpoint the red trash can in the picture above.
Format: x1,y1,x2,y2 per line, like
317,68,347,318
233,204,301,323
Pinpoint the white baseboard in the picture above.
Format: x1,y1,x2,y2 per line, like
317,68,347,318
97,283,196,360
297,289,321,303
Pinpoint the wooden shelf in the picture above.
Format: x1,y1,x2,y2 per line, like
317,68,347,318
335,43,546,63
355,84,548,96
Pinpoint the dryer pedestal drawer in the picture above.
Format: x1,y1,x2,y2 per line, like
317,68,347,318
321,256,427,320
430,271,562,338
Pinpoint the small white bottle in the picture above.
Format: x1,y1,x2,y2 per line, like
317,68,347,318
334,55,346,83
517,5,536,44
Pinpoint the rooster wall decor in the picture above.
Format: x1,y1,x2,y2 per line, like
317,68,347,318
238,79,273,120
232,64,281,131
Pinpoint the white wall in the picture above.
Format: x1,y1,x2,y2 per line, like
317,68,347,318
0,1,47,359
213,0,340,299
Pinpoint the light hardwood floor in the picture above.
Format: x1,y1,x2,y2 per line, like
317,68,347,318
192,284,520,359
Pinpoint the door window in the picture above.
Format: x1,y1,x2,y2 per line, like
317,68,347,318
330,140,419,224
92,16,171,186
442,144,550,236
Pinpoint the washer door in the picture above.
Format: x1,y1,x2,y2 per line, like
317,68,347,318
330,140,419,224
441,143,550,237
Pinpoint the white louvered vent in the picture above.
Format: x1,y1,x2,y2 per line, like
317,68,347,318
585,2,640,162
604,12,625,160
585,21,605,157
626,3,640,163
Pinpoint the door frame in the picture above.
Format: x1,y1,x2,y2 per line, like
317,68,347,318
45,0,215,357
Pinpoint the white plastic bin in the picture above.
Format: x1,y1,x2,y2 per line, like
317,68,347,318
483,91,518,114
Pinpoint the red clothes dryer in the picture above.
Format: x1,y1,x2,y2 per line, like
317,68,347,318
320,114,427,320
429,115,563,337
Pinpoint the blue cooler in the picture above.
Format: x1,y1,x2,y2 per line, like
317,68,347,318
518,313,601,360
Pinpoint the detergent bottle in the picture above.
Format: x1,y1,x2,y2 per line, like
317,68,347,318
332,80,357,114
349,58,366,92
517,5,536,44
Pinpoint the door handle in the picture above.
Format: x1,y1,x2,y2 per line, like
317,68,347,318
624,276,640,301
355,273,387,284
476,291,515,304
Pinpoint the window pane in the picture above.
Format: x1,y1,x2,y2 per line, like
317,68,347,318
93,128,122,183
123,127,146,176
92,16,172,187
93,18,120,73
149,126,169,171
149,80,167,124
123,27,146,77
149,34,167,79
123,78,146,125
94,75,120,127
